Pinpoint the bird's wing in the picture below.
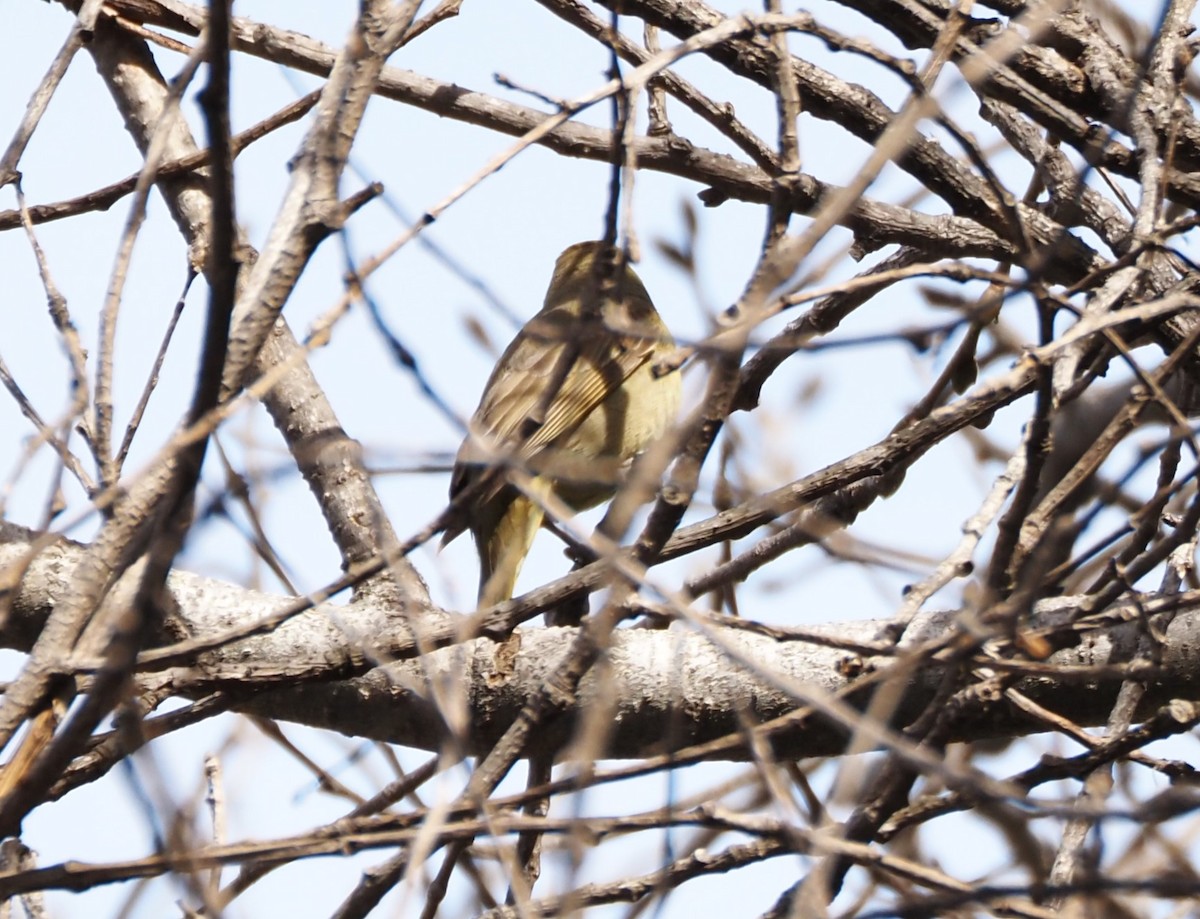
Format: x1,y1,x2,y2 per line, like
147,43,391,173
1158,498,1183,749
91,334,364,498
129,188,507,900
447,300,658,507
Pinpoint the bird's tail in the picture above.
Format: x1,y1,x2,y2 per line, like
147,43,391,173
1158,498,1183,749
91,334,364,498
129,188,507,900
476,490,547,608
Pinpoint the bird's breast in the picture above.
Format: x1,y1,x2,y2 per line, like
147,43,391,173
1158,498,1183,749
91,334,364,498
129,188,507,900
549,361,681,510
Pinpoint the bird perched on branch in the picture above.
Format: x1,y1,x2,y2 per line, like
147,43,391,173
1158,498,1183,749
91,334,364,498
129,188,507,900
443,241,681,611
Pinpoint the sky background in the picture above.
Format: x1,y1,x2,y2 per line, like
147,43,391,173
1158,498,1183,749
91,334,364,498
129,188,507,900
1,1,1193,916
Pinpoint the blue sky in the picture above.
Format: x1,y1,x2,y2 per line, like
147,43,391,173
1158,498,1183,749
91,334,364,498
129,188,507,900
2,2,1190,916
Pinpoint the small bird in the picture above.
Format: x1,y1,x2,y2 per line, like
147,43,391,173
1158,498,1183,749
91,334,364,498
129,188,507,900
443,241,681,610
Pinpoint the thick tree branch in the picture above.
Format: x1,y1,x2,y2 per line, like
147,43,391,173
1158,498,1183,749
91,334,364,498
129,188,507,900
2,523,1199,761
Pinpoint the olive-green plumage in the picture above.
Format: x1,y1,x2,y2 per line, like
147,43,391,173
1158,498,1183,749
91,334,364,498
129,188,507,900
444,241,680,608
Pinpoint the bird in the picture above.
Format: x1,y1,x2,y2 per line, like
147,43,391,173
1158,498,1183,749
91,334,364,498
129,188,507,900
443,240,681,612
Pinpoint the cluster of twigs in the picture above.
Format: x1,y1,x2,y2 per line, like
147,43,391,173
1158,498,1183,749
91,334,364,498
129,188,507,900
2,0,1200,915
